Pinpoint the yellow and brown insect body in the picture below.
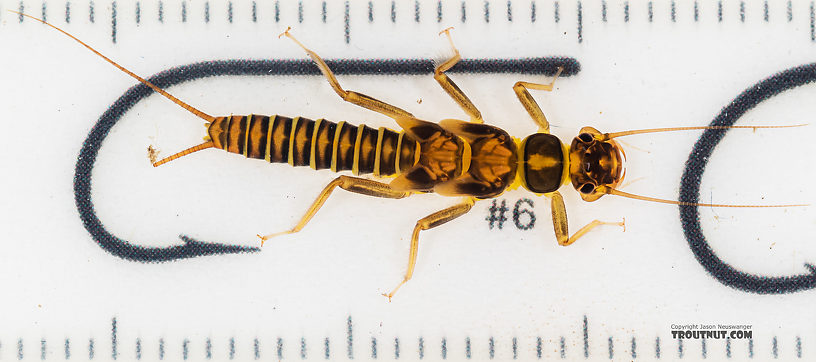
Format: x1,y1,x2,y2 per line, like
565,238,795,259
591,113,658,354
207,115,418,177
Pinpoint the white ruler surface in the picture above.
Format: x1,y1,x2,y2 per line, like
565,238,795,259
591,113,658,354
2,0,816,361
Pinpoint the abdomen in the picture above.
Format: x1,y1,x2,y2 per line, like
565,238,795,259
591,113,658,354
208,115,418,177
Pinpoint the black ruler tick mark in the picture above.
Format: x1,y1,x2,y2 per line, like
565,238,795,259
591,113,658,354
655,337,661,359
608,337,613,359
111,1,117,43
702,338,707,358
344,0,350,43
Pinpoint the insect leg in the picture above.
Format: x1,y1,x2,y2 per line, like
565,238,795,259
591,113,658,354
513,67,564,133
550,191,625,246
382,197,475,301
435,28,483,123
257,175,410,244
279,28,414,120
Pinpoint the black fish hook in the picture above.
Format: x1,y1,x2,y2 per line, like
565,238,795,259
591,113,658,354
680,63,816,294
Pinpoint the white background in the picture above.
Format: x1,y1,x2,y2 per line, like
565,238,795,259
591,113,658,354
1,0,816,360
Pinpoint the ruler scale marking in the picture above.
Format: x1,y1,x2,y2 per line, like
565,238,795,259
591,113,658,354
136,338,141,360
764,0,769,22
718,0,723,22
701,338,707,359
583,315,589,358
811,1,815,41
677,338,683,359
694,0,699,22
227,1,232,23
111,317,118,360
655,337,661,359
796,336,802,358
624,1,629,22
559,336,565,358
607,337,613,359
158,338,163,360
749,338,754,358
111,1,116,43
786,0,793,23
344,0,349,43
671,0,676,22
347,316,353,359
577,1,582,43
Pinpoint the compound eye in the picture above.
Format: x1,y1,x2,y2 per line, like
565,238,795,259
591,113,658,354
579,183,596,194
578,133,594,143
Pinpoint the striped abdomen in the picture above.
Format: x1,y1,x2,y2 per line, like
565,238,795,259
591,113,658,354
207,115,418,177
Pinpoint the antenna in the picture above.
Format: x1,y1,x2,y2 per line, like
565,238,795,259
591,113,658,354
600,186,808,208
599,124,806,141
10,10,215,122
